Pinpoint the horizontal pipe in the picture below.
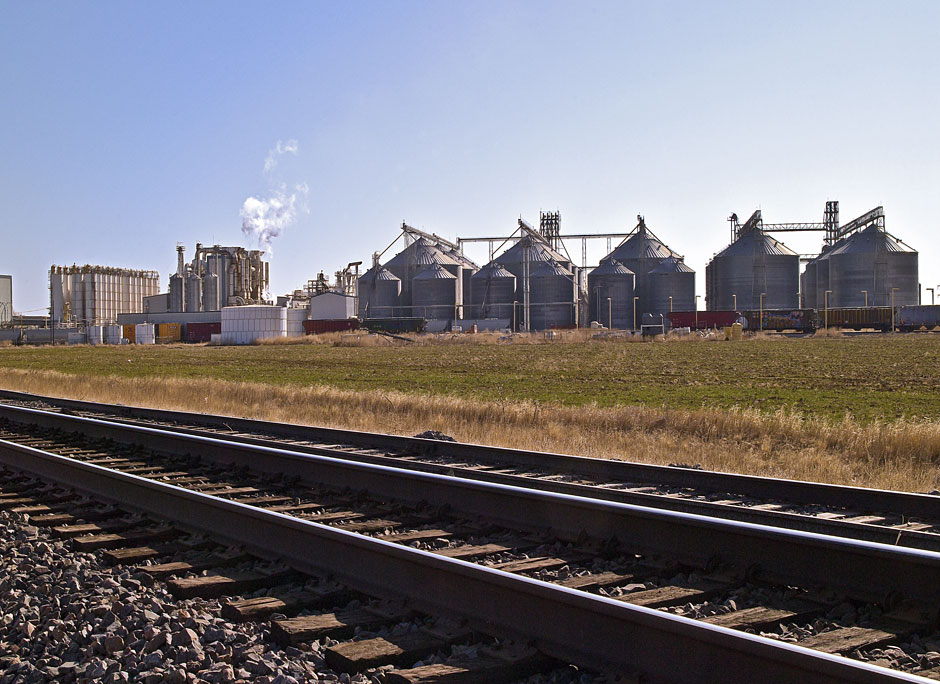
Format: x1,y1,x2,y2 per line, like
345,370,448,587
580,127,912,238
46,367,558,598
0,437,924,684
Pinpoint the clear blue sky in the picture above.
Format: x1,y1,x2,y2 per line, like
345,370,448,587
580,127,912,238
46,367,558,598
2,1,938,312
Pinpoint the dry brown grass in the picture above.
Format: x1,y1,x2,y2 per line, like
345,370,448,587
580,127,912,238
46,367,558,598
1,367,937,493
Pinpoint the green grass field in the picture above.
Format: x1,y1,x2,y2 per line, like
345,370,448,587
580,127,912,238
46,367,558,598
2,335,938,423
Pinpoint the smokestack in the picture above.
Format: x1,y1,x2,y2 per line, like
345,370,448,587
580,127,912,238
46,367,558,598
176,245,185,276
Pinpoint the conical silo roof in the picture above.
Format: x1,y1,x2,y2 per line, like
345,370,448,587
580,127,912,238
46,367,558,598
589,260,635,276
359,265,400,282
472,262,514,279
385,237,461,269
413,262,457,280
496,238,568,266
828,224,915,255
715,229,798,258
606,224,676,262
649,256,694,274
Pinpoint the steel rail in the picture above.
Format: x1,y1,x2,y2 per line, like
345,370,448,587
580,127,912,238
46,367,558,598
3,389,940,520
1,390,939,521
0,436,929,684
2,402,932,548
1,403,940,609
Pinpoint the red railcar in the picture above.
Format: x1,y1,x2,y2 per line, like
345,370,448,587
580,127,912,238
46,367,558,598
185,322,221,342
666,310,740,330
303,319,360,335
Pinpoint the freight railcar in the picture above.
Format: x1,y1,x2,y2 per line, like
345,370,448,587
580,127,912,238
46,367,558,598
898,305,940,332
822,307,893,331
741,309,818,333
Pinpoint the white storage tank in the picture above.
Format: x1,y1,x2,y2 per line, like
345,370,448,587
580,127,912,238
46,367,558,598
287,308,307,337
135,323,156,344
221,305,287,345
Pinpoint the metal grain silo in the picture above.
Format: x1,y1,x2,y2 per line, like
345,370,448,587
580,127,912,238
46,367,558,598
357,266,401,318
494,236,570,304
829,225,918,307
647,256,695,318
587,260,635,329
203,272,220,312
602,219,677,319
384,238,462,315
529,261,577,330
705,228,799,310
470,263,516,319
185,273,202,312
169,273,185,313
412,263,458,320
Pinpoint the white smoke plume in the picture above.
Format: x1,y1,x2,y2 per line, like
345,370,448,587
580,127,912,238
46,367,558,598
242,140,308,254
263,139,299,173
241,183,309,254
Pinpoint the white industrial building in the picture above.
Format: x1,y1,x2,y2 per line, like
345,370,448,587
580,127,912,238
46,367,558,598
309,292,356,320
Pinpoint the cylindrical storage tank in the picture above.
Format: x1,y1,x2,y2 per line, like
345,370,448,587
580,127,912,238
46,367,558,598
470,263,516,320
135,323,155,345
828,225,919,307
383,238,461,314
529,261,576,331
493,237,568,305
221,305,287,345
646,256,695,321
185,273,202,312
70,272,84,323
83,273,94,324
357,267,401,318
104,325,123,344
50,272,65,321
705,229,799,310
587,260,635,329
602,223,676,320
286,308,307,337
801,258,818,309
169,274,185,313
87,325,104,345
411,263,458,320
203,272,220,312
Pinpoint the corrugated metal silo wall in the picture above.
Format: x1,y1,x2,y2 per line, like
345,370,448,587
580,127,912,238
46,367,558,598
615,258,658,318
470,275,516,319
706,254,799,310
830,251,919,307
529,273,576,330
372,279,402,317
647,271,695,317
801,261,818,309
412,276,458,319
587,273,635,329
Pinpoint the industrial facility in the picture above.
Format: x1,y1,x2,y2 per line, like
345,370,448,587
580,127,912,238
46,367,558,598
49,265,160,325
0,198,934,346
705,202,919,311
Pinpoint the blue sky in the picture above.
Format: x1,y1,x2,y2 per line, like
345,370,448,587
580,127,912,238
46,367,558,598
2,1,939,312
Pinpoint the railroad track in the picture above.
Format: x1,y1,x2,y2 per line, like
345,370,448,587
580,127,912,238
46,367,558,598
0,399,939,681
0,389,939,551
